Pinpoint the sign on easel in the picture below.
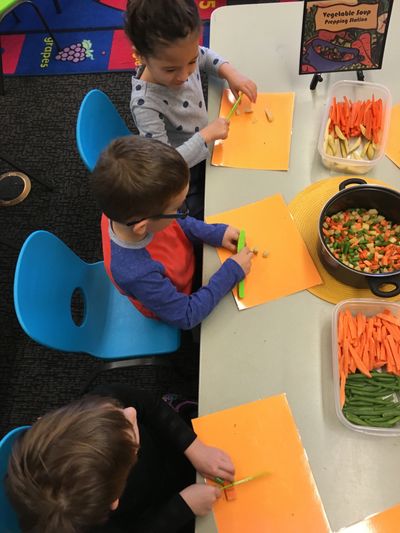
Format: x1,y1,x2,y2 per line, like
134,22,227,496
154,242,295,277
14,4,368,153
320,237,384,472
299,0,393,76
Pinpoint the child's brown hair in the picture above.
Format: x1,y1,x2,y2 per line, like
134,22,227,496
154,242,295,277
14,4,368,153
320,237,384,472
125,0,201,58
91,136,189,224
5,396,139,532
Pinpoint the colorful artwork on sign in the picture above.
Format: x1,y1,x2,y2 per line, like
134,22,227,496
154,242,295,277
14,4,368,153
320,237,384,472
299,0,393,74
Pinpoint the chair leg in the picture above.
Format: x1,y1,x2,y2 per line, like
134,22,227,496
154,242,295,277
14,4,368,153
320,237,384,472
52,0,62,14
0,37,4,96
0,155,54,191
25,1,62,51
81,356,173,395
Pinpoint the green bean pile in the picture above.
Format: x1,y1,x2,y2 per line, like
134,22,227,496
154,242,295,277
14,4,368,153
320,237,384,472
343,371,400,428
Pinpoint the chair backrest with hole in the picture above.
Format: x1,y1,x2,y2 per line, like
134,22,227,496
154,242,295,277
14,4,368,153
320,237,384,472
76,89,132,171
13,231,180,359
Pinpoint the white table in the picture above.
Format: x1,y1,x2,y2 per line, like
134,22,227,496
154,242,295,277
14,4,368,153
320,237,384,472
197,2,400,532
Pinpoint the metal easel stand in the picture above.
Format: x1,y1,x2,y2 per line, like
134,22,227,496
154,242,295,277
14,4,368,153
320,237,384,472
309,70,365,91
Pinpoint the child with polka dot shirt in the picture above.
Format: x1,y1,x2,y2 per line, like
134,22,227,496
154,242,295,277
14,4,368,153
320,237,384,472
125,0,257,219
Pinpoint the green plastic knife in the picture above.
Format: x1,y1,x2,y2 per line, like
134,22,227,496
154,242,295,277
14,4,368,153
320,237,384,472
226,93,242,121
219,471,270,490
237,229,246,299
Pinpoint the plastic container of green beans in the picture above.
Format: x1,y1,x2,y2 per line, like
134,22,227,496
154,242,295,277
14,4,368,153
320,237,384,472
332,298,400,436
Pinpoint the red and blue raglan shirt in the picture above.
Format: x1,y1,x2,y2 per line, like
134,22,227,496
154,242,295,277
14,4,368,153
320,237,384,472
101,215,244,330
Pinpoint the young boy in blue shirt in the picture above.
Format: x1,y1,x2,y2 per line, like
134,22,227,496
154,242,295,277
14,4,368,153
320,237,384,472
91,136,253,330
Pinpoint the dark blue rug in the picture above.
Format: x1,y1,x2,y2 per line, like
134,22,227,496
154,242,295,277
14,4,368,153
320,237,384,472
0,0,123,33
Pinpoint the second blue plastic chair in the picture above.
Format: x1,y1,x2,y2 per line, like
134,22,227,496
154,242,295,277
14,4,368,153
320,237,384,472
14,231,180,387
76,89,132,171
0,425,30,533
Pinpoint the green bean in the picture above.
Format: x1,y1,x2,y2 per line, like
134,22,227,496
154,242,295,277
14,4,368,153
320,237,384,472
346,384,386,393
367,381,400,391
347,389,394,397
344,412,371,426
361,416,400,427
344,407,400,416
345,396,393,405
362,411,400,419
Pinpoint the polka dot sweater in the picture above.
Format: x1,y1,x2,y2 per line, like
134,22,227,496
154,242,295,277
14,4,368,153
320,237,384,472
130,46,227,168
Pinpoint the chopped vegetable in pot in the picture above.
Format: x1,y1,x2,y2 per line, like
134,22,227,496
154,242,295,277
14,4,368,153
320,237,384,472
322,208,400,273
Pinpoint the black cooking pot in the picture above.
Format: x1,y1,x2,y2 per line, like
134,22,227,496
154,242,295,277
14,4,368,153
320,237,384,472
318,178,400,298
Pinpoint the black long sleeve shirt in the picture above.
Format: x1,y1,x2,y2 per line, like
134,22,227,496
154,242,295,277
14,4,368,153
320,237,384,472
90,384,197,533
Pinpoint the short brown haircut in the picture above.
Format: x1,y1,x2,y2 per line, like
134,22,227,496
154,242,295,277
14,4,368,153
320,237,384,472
91,136,189,224
125,0,201,58
5,396,138,532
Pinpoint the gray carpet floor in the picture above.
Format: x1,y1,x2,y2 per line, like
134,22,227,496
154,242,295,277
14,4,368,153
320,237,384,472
0,72,199,438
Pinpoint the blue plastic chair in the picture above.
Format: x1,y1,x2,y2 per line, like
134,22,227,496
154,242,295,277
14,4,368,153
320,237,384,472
14,231,180,387
76,89,132,171
0,426,30,533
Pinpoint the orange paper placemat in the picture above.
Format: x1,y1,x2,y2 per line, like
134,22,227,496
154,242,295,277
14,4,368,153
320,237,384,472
385,103,400,168
211,90,295,170
193,395,331,533
206,194,322,310
338,504,400,532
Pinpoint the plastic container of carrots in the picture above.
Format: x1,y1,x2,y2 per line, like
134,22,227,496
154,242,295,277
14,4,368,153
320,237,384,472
332,298,400,436
318,80,392,175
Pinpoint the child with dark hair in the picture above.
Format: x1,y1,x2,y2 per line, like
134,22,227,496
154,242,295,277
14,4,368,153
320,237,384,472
6,384,234,532
91,135,253,331
124,0,257,218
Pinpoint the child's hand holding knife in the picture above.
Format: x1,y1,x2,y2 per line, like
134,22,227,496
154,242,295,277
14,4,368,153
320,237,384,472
229,229,253,298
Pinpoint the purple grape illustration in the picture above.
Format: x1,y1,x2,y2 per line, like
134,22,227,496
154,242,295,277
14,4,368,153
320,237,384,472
55,39,94,63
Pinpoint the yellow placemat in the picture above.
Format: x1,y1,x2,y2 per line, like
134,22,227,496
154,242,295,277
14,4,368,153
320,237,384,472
385,103,400,168
211,90,295,170
288,176,400,304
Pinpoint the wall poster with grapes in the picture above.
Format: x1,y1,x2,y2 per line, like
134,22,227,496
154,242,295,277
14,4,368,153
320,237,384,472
299,0,393,75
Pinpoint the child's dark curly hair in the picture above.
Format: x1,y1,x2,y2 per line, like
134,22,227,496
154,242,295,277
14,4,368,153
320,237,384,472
125,0,202,58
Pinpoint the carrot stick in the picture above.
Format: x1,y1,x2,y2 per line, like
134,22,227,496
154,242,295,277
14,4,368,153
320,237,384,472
348,313,357,340
356,312,365,337
343,338,350,373
386,323,400,342
365,109,372,141
363,340,370,369
380,341,387,362
332,97,337,125
375,318,382,342
377,313,400,327
348,344,372,377
384,338,396,373
338,311,345,345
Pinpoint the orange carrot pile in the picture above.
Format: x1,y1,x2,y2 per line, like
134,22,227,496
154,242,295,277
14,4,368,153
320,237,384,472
338,308,400,408
329,96,383,145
